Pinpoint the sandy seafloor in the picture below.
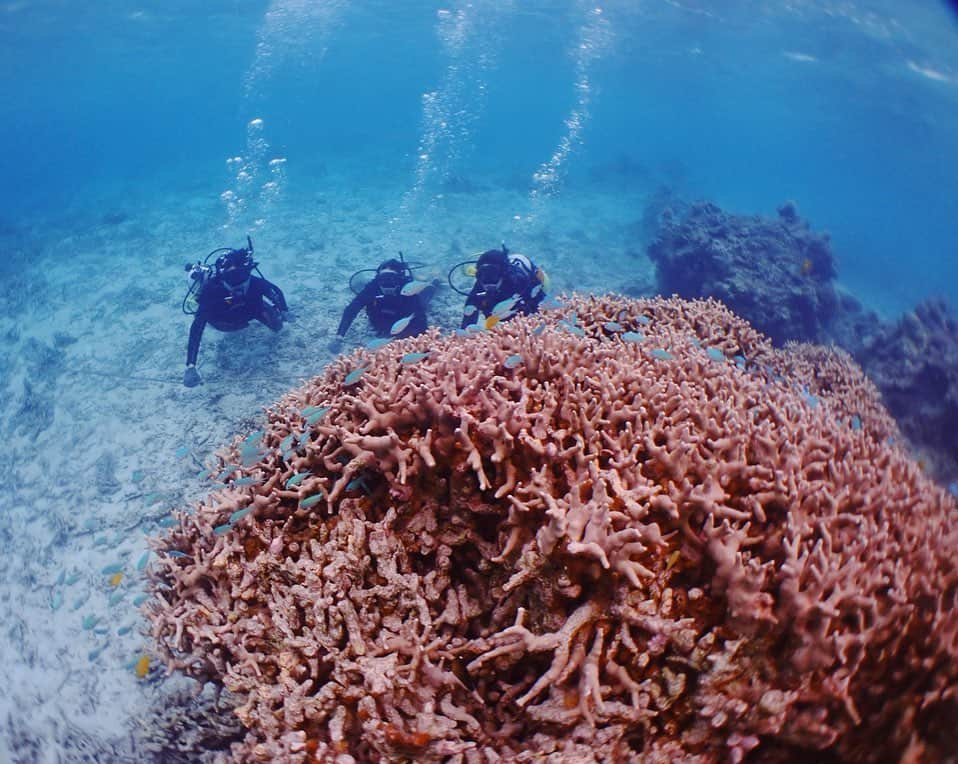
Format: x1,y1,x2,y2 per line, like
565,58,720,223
0,162,666,759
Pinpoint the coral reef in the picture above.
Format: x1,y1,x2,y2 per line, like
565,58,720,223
855,298,958,482
647,200,876,347
148,295,958,762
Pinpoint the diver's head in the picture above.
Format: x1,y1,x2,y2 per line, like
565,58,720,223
217,248,254,294
376,258,409,296
476,248,509,293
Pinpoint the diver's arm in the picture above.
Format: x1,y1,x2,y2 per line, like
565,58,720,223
337,282,376,337
260,277,288,312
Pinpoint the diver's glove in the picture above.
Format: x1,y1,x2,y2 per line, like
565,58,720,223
183,366,201,388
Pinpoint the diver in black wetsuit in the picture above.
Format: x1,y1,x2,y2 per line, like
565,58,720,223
333,257,436,348
182,238,289,387
460,246,546,329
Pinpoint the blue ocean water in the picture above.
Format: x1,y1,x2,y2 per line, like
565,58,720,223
2,0,956,311
1,0,957,758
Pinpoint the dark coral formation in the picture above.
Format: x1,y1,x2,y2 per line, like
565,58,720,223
147,296,957,762
855,298,958,481
648,200,865,346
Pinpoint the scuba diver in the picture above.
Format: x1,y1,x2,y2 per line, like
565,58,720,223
181,237,289,387
333,255,436,349
452,245,547,330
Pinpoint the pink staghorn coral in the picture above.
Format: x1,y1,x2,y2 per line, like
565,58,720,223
148,294,958,763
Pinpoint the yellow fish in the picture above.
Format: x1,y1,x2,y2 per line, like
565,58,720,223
134,654,151,679
109,572,124,587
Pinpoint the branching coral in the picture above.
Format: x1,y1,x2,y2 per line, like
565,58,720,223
148,295,958,763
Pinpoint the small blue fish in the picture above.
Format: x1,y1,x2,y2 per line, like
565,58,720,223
240,447,264,467
306,407,330,425
344,367,366,386
282,449,296,461
279,434,296,452
65,572,81,586
50,592,64,611
560,322,585,337
243,430,265,446
109,590,126,606
117,624,134,635
400,280,431,296
532,324,546,335
167,550,191,559
133,592,150,606
196,468,212,480
948,482,958,499
733,354,746,369
300,493,325,508
101,562,124,576
690,338,702,347
213,523,232,536
131,470,145,484
540,296,564,310
503,354,523,369
706,346,725,362
157,516,176,528
650,349,674,361
603,321,624,333
144,492,164,505
88,643,108,662
175,445,190,459
401,352,430,365
636,315,651,325
82,614,99,630
286,471,311,488
346,476,369,493
229,508,252,524
231,476,259,487
850,415,862,432
801,387,820,409
622,332,644,343
366,336,392,350
491,296,519,318
136,552,150,571
216,466,238,481
390,315,414,336
56,570,66,585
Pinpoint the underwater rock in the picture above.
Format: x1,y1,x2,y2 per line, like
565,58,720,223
147,295,957,763
647,200,842,344
94,452,120,496
856,297,958,483
134,685,246,763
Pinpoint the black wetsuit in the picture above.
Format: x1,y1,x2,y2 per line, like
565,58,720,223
337,280,434,339
186,275,288,366
461,256,545,329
